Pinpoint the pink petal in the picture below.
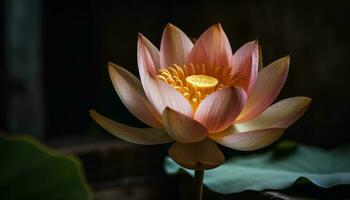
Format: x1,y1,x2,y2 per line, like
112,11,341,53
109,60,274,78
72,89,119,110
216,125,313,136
160,23,193,68
90,110,173,145
168,139,225,170
231,41,259,94
210,96,311,151
187,23,232,70
162,107,208,143
235,56,290,123
143,72,193,117
210,126,285,151
237,97,312,130
137,34,159,82
194,87,247,133
108,63,163,128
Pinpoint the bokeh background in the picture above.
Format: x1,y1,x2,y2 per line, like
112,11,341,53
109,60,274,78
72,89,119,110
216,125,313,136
1,0,350,199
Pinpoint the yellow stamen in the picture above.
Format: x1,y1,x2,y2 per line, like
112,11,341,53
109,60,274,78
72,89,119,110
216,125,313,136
156,64,245,111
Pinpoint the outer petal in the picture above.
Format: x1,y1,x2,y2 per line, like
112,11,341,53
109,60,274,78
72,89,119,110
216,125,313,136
162,107,208,143
90,110,173,145
168,139,225,170
194,87,247,133
137,34,159,81
160,23,193,68
210,97,311,151
210,127,285,151
236,97,312,130
108,63,163,128
231,41,259,94
187,23,232,70
236,56,290,123
143,72,193,117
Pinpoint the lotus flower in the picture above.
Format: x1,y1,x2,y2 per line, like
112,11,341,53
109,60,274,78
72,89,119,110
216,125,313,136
90,23,311,169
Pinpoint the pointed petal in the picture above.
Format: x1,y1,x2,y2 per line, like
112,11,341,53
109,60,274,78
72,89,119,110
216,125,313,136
168,139,225,170
236,97,312,130
108,63,163,128
210,127,285,151
138,33,160,68
236,56,290,123
137,34,158,81
160,23,193,68
90,110,173,145
232,41,259,94
143,72,193,117
210,97,311,151
162,107,208,143
187,23,232,69
194,87,247,133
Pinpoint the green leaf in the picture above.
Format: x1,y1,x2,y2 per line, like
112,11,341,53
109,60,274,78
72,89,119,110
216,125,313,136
164,141,350,194
0,134,92,200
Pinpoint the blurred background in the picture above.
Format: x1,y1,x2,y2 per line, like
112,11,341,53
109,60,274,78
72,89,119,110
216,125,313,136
1,0,350,199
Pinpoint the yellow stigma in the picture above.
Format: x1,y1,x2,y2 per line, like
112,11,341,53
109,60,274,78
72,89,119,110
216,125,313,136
186,75,218,89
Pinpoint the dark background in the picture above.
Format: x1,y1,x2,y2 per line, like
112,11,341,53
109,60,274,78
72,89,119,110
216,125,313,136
1,0,350,199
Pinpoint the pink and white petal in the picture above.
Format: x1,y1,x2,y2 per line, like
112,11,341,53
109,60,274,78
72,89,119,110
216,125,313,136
187,23,232,70
210,97,310,151
90,110,173,145
137,35,158,81
235,56,290,123
236,97,312,130
160,23,193,68
138,33,160,68
194,87,247,133
231,41,259,94
108,63,163,128
162,107,208,143
210,126,285,151
143,72,193,117
168,138,225,170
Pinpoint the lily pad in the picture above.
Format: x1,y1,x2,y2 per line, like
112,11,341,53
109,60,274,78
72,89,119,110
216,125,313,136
164,141,350,194
0,134,92,199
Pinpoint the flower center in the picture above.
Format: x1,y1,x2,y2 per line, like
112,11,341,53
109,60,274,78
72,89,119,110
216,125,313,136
185,75,218,89
156,64,245,110
157,64,224,110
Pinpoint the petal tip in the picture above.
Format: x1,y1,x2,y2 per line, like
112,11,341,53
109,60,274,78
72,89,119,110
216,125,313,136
215,22,222,29
165,22,175,29
137,33,147,43
107,62,118,70
299,96,312,106
284,55,291,64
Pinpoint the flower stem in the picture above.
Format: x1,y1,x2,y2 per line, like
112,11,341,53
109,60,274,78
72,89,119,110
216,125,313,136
193,169,204,200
